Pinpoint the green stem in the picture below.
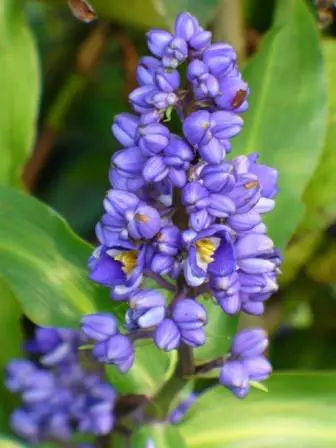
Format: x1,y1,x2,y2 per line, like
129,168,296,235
213,0,246,63
153,374,189,417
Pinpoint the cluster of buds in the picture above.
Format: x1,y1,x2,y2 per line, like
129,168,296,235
6,328,116,445
85,11,281,398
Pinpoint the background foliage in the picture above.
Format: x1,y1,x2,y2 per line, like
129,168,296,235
0,0,336,446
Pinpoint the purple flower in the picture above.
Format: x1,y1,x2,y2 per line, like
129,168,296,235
126,289,166,329
235,233,276,274
129,85,158,114
155,318,181,351
183,225,236,287
85,10,281,399
162,37,188,69
174,12,199,41
219,327,271,397
154,299,207,350
11,409,40,443
155,67,180,92
81,313,118,342
112,146,146,175
97,190,161,245
22,370,55,403
246,153,279,199
231,328,268,358
189,29,212,54
93,333,134,373
181,181,211,231
137,56,161,86
143,135,194,187
183,110,243,164
215,72,249,112
211,272,241,315
5,360,36,392
25,328,80,367
230,154,278,213
154,224,181,255
169,392,198,424
174,13,211,54
128,203,162,240
143,156,169,183
112,113,139,146
164,135,194,186
147,30,173,58
109,167,145,193
89,244,145,299
219,360,250,398
137,123,170,156
172,299,207,330
7,329,117,443
203,43,237,77
243,356,272,381
200,162,235,193
151,252,181,278
187,59,219,98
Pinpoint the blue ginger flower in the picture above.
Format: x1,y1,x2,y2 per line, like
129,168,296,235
86,10,281,397
6,328,116,444
219,328,272,398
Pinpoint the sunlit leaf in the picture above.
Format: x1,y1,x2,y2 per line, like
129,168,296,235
106,342,177,396
0,186,124,327
194,296,238,366
0,0,39,186
179,373,336,447
132,423,187,448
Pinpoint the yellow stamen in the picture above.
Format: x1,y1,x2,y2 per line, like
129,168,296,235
244,180,259,190
195,239,216,264
114,251,138,275
135,213,149,223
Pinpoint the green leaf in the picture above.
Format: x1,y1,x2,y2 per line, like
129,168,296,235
0,186,124,327
131,423,187,448
154,0,223,28
106,341,176,395
0,0,39,186
90,0,221,29
90,0,165,29
233,0,327,249
301,40,336,231
0,437,29,448
280,230,323,286
179,373,336,447
280,40,336,284
0,279,23,432
194,296,238,365
306,242,336,284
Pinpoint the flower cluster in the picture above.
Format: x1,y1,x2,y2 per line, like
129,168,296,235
220,328,271,398
86,11,281,396
6,328,116,444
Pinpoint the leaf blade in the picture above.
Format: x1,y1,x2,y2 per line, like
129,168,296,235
179,373,336,447
0,186,123,327
0,3,40,186
233,0,327,248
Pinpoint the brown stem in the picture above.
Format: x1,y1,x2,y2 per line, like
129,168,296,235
113,30,138,97
194,357,225,375
176,343,195,377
